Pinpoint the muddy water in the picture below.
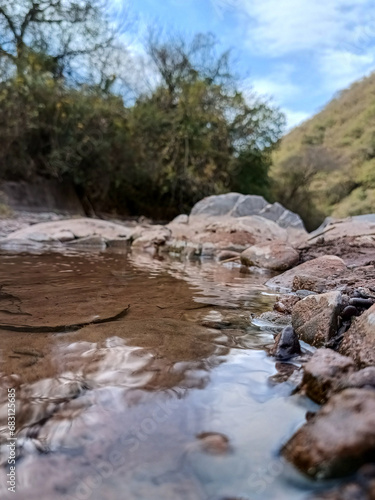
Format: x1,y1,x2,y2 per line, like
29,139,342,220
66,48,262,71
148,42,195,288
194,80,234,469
0,249,325,500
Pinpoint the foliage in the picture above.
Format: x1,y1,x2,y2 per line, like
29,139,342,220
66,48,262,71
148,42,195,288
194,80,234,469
271,72,375,228
0,4,285,218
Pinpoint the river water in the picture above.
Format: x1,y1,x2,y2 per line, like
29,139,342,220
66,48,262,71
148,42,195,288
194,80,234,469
0,248,331,499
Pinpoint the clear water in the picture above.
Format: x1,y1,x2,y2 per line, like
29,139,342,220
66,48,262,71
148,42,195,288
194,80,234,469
0,249,330,499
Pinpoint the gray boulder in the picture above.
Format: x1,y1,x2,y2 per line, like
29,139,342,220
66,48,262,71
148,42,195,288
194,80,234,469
189,192,306,231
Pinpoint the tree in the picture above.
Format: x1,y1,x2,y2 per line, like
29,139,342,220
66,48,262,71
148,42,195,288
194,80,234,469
128,32,285,215
0,0,114,81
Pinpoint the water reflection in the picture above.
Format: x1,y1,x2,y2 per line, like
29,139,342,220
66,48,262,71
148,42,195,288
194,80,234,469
0,250,319,499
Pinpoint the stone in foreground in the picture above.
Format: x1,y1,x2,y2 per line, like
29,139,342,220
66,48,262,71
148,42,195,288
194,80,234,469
283,388,375,479
300,348,355,404
240,240,299,271
292,291,342,347
340,303,375,367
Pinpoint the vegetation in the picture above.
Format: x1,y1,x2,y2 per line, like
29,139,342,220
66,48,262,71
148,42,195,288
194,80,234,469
271,72,375,230
0,1,285,218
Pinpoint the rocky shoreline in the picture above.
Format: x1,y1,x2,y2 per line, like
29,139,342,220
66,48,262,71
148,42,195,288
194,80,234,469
1,192,375,498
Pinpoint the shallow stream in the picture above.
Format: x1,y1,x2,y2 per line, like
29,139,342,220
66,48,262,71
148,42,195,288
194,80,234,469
0,248,334,499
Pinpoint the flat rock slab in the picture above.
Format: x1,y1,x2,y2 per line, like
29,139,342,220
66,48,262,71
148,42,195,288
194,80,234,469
283,388,375,479
265,255,347,291
340,303,375,367
6,218,134,242
240,240,299,271
292,291,342,347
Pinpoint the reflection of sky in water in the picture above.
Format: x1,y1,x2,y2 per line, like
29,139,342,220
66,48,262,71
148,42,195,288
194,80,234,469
0,251,329,499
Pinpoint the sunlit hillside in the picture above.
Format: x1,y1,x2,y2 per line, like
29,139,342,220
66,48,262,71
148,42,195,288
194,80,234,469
271,72,375,230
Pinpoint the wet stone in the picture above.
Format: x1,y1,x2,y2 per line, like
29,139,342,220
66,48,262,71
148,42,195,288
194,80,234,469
300,348,355,404
271,325,301,361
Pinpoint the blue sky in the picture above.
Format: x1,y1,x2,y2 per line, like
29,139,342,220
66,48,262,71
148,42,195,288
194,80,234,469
118,0,375,129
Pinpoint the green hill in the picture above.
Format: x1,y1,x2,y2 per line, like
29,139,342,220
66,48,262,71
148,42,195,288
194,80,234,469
270,72,375,230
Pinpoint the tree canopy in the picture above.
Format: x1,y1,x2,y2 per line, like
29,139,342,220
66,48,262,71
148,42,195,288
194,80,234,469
0,2,286,218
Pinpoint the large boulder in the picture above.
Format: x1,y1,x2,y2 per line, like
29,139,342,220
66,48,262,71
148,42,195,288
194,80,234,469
240,240,299,271
189,192,306,231
291,291,342,347
5,218,134,243
340,303,375,367
265,255,347,291
282,389,375,479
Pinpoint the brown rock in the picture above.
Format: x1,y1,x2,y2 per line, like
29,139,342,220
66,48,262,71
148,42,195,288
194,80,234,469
337,367,375,391
300,348,355,404
265,255,346,291
292,274,326,293
340,303,375,367
292,291,342,347
240,240,299,271
196,432,231,455
282,389,375,479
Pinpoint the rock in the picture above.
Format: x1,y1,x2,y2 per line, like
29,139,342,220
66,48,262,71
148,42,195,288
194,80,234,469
308,218,375,245
171,214,189,224
337,367,375,391
66,235,106,247
254,311,292,332
189,193,306,232
131,225,171,249
283,388,375,479
190,192,243,217
340,303,375,367
240,241,299,271
292,291,342,347
196,432,231,455
265,255,347,291
292,274,326,293
217,250,240,261
300,348,355,404
6,218,134,242
230,194,269,216
271,325,301,360
168,215,290,254
273,294,301,314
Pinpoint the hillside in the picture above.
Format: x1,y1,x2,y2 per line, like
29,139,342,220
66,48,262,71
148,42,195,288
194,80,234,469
270,72,375,230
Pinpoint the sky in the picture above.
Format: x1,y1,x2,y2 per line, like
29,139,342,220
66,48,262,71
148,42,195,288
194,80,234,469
117,0,375,130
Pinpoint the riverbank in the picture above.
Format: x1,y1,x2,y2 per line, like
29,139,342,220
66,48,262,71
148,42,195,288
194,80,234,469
1,193,375,498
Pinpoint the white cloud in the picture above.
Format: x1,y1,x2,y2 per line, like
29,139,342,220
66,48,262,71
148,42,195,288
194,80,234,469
283,109,311,130
211,0,375,57
318,48,375,92
248,65,301,103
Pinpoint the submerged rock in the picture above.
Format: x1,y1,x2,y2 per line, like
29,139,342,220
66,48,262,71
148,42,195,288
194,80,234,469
265,255,346,291
300,348,355,404
196,432,231,455
340,303,375,367
282,388,375,479
240,241,299,271
292,291,342,347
